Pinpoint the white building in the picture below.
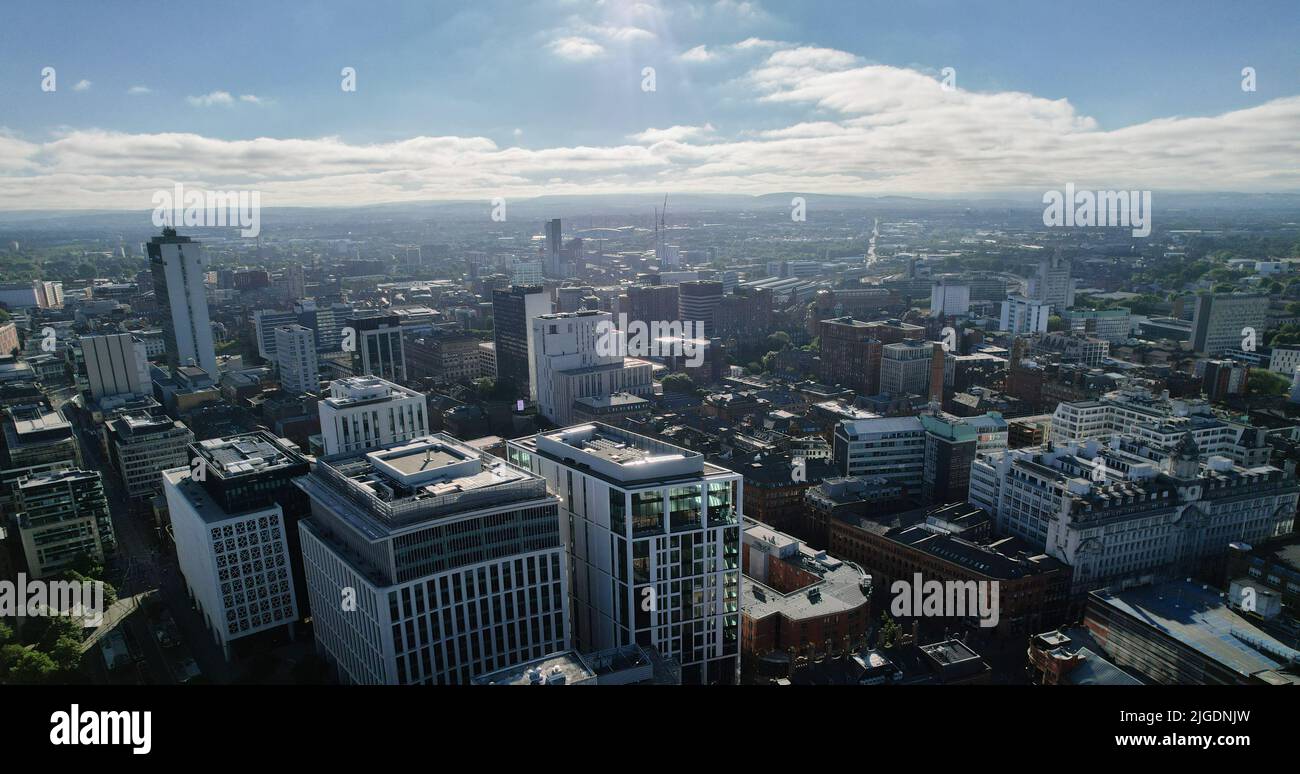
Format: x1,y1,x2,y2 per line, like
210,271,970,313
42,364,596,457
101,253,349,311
296,434,566,684
1190,293,1269,355
275,324,319,395
164,434,307,660
1268,347,1300,378
17,469,111,578
507,423,743,685
929,282,970,317
969,435,1298,595
1027,255,1074,309
530,310,653,426
81,332,151,401
1001,295,1050,334
317,375,428,456
879,340,933,396
106,412,195,500
148,229,218,377
1050,390,1271,467
253,309,299,360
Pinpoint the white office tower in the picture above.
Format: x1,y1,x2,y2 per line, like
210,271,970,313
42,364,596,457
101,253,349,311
1027,254,1075,309
148,228,218,377
968,434,1298,595
164,434,309,660
253,309,299,360
530,310,653,426
1001,294,1050,334
507,423,743,685
879,340,933,396
317,375,428,456
81,332,150,400
929,281,970,317
296,434,566,684
275,324,319,395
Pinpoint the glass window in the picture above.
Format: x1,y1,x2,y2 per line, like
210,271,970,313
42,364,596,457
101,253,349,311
631,490,664,536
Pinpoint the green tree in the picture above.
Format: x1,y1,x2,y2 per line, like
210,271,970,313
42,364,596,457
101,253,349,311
879,613,902,649
661,373,696,394
49,636,83,672
1249,369,1291,397
6,649,59,684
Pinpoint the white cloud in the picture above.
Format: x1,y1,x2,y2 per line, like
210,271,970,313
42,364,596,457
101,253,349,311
3,42,1300,209
239,94,269,105
679,45,714,63
548,36,605,61
127,85,152,95
72,80,92,92
186,91,235,107
629,124,716,143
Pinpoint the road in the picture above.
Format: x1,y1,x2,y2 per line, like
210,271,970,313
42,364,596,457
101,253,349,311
60,394,235,684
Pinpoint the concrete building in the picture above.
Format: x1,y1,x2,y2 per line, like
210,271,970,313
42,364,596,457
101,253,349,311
17,469,111,577
253,309,299,361
1050,390,1271,467
507,423,743,684
346,311,406,383
969,435,1298,596
81,333,151,401
492,285,551,397
678,280,724,337
106,412,194,501
929,281,970,317
296,434,566,684
1062,308,1131,343
879,340,934,396
164,433,311,660
149,229,217,376
1191,293,1269,356
275,324,319,395
1027,254,1074,309
1001,295,1051,334
317,375,428,456
530,310,653,426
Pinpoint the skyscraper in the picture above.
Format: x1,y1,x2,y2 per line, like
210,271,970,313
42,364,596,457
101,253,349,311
296,433,566,684
1190,292,1269,355
678,280,724,337
545,218,563,277
492,285,551,398
346,311,406,383
507,423,743,684
1027,254,1075,309
317,375,427,456
275,324,319,395
81,332,150,401
149,228,218,377
530,310,653,426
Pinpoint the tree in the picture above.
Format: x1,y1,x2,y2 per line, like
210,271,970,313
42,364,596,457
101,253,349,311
765,331,791,351
1047,315,1066,332
879,613,902,649
6,649,59,684
1249,369,1290,397
50,636,83,672
661,373,696,394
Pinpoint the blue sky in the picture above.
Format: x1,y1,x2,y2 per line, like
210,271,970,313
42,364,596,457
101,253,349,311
0,0,1298,208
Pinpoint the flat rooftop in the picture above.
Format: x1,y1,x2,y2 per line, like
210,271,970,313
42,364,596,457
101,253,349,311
194,433,299,478
1091,581,1300,681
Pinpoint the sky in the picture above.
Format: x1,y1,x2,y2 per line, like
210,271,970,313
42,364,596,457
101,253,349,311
0,0,1298,210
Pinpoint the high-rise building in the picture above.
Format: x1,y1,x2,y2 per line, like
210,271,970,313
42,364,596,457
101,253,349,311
879,340,934,396
164,432,311,659
275,324,319,395
919,411,1007,504
545,218,563,277
1001,295,1051,334
816,318,882,395
81,332,150,401
492,285,551,398
1,403,81,512
1190,292,1269,355
507,423,743,684
1062,308,1131,343
296,434,566,684
530,310,653,426
317,375,428,456
17,469,112,577
1027,254,1075,309
149,228,218,377
678,280,724,337
253,309,299,360
969,435,1298,595
106,412,194,501
621,284,679,329
346,311,406,383
929,281,970,317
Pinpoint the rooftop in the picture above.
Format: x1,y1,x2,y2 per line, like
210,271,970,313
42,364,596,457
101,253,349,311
193,433,300,478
